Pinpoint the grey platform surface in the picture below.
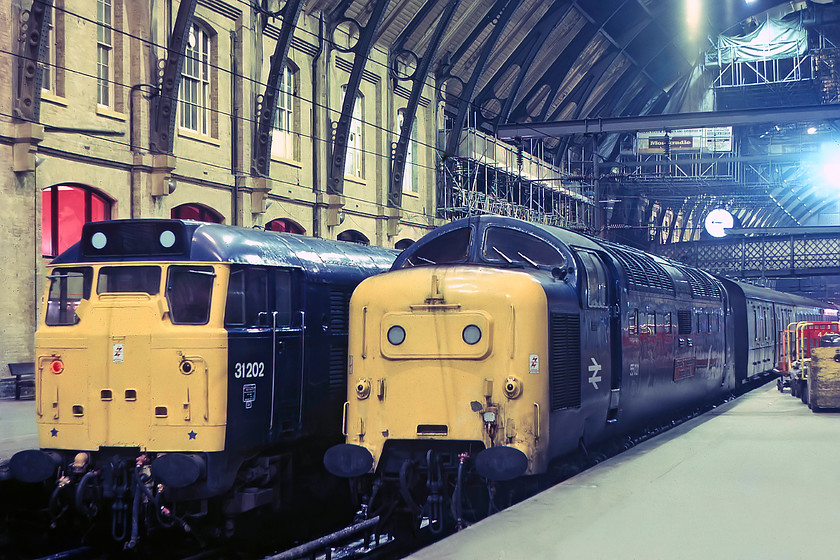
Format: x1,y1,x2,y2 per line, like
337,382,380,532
408,383,840,560
0,399,36,464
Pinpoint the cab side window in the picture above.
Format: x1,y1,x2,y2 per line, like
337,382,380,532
225,267,293,327
225,268,268,327
578,251,607,308
46,267,93,326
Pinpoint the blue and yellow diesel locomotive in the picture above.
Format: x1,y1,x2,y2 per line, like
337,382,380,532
10,219,395,544
324,215,832,530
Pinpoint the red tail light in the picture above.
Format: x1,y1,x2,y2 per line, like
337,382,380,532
50,359,64,374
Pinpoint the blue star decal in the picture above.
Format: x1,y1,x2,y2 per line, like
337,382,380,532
188,430,197,440
50,428,58,437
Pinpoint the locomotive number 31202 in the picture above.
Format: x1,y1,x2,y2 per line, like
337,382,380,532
234,362,265,378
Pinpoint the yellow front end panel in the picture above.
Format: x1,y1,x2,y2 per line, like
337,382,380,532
346,266,551,476
36,264,229,453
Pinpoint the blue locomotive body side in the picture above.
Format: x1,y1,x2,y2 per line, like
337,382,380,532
386,215,833,469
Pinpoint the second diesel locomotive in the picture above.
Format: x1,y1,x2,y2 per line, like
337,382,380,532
10,219,395,547
324,215,832,530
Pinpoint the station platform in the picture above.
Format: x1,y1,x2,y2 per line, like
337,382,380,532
0,399,37,466
408,382,840,559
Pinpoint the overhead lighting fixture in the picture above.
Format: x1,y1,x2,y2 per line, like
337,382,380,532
817,142,840,188
686,0,701,37
705,209,733,238
807,126,818,135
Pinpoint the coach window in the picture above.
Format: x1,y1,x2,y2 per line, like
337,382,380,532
45,267,93,326
482,227,565,268
225,267,268,327
167,266,215,324
42,184,112,257
664,312,673,334
647,312,656,335
402,227,471,267
172,203,223,223
577,251,607,308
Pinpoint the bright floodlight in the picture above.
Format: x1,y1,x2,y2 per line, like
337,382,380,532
818,143,840,188
705,209,733,238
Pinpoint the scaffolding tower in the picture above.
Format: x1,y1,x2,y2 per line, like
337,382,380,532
438,126,596,231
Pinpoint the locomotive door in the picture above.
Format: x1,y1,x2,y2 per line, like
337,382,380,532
268,268,303,436
577,250,621,422
225,267,302,447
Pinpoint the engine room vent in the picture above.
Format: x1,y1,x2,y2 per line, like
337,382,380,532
550,313,581,411
329,289,352,332
675,266,723,300
328,343,347,396
678,310,692,335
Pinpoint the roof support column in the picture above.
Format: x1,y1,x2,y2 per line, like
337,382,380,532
149,0,196,154
14,0,52,122
327,0,391,196
251,0,306,178
389,0,461,209
436,0,520,158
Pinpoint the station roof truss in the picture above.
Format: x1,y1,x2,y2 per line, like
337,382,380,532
302,0,840,245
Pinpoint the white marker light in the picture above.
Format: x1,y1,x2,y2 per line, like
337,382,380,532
91,232,107,249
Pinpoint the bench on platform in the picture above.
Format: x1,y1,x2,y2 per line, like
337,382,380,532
7,362,35,400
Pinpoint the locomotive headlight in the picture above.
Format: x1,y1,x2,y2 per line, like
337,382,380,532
503,376,522,399
355,378,371,400
179,360,195,375
50,359,65,374
387,325,406,345
462,324,482,345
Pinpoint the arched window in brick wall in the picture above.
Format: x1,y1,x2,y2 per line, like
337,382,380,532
266,218,305,234
171,203,223,223
41,184,112,257
337,229,369,245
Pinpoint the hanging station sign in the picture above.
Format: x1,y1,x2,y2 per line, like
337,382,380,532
635,127,732,155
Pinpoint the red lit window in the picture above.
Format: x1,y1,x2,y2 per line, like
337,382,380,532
266,218,305,234
42,184,112,257
171,204,223,223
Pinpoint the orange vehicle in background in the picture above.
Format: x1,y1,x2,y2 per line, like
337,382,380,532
777,320,840,404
